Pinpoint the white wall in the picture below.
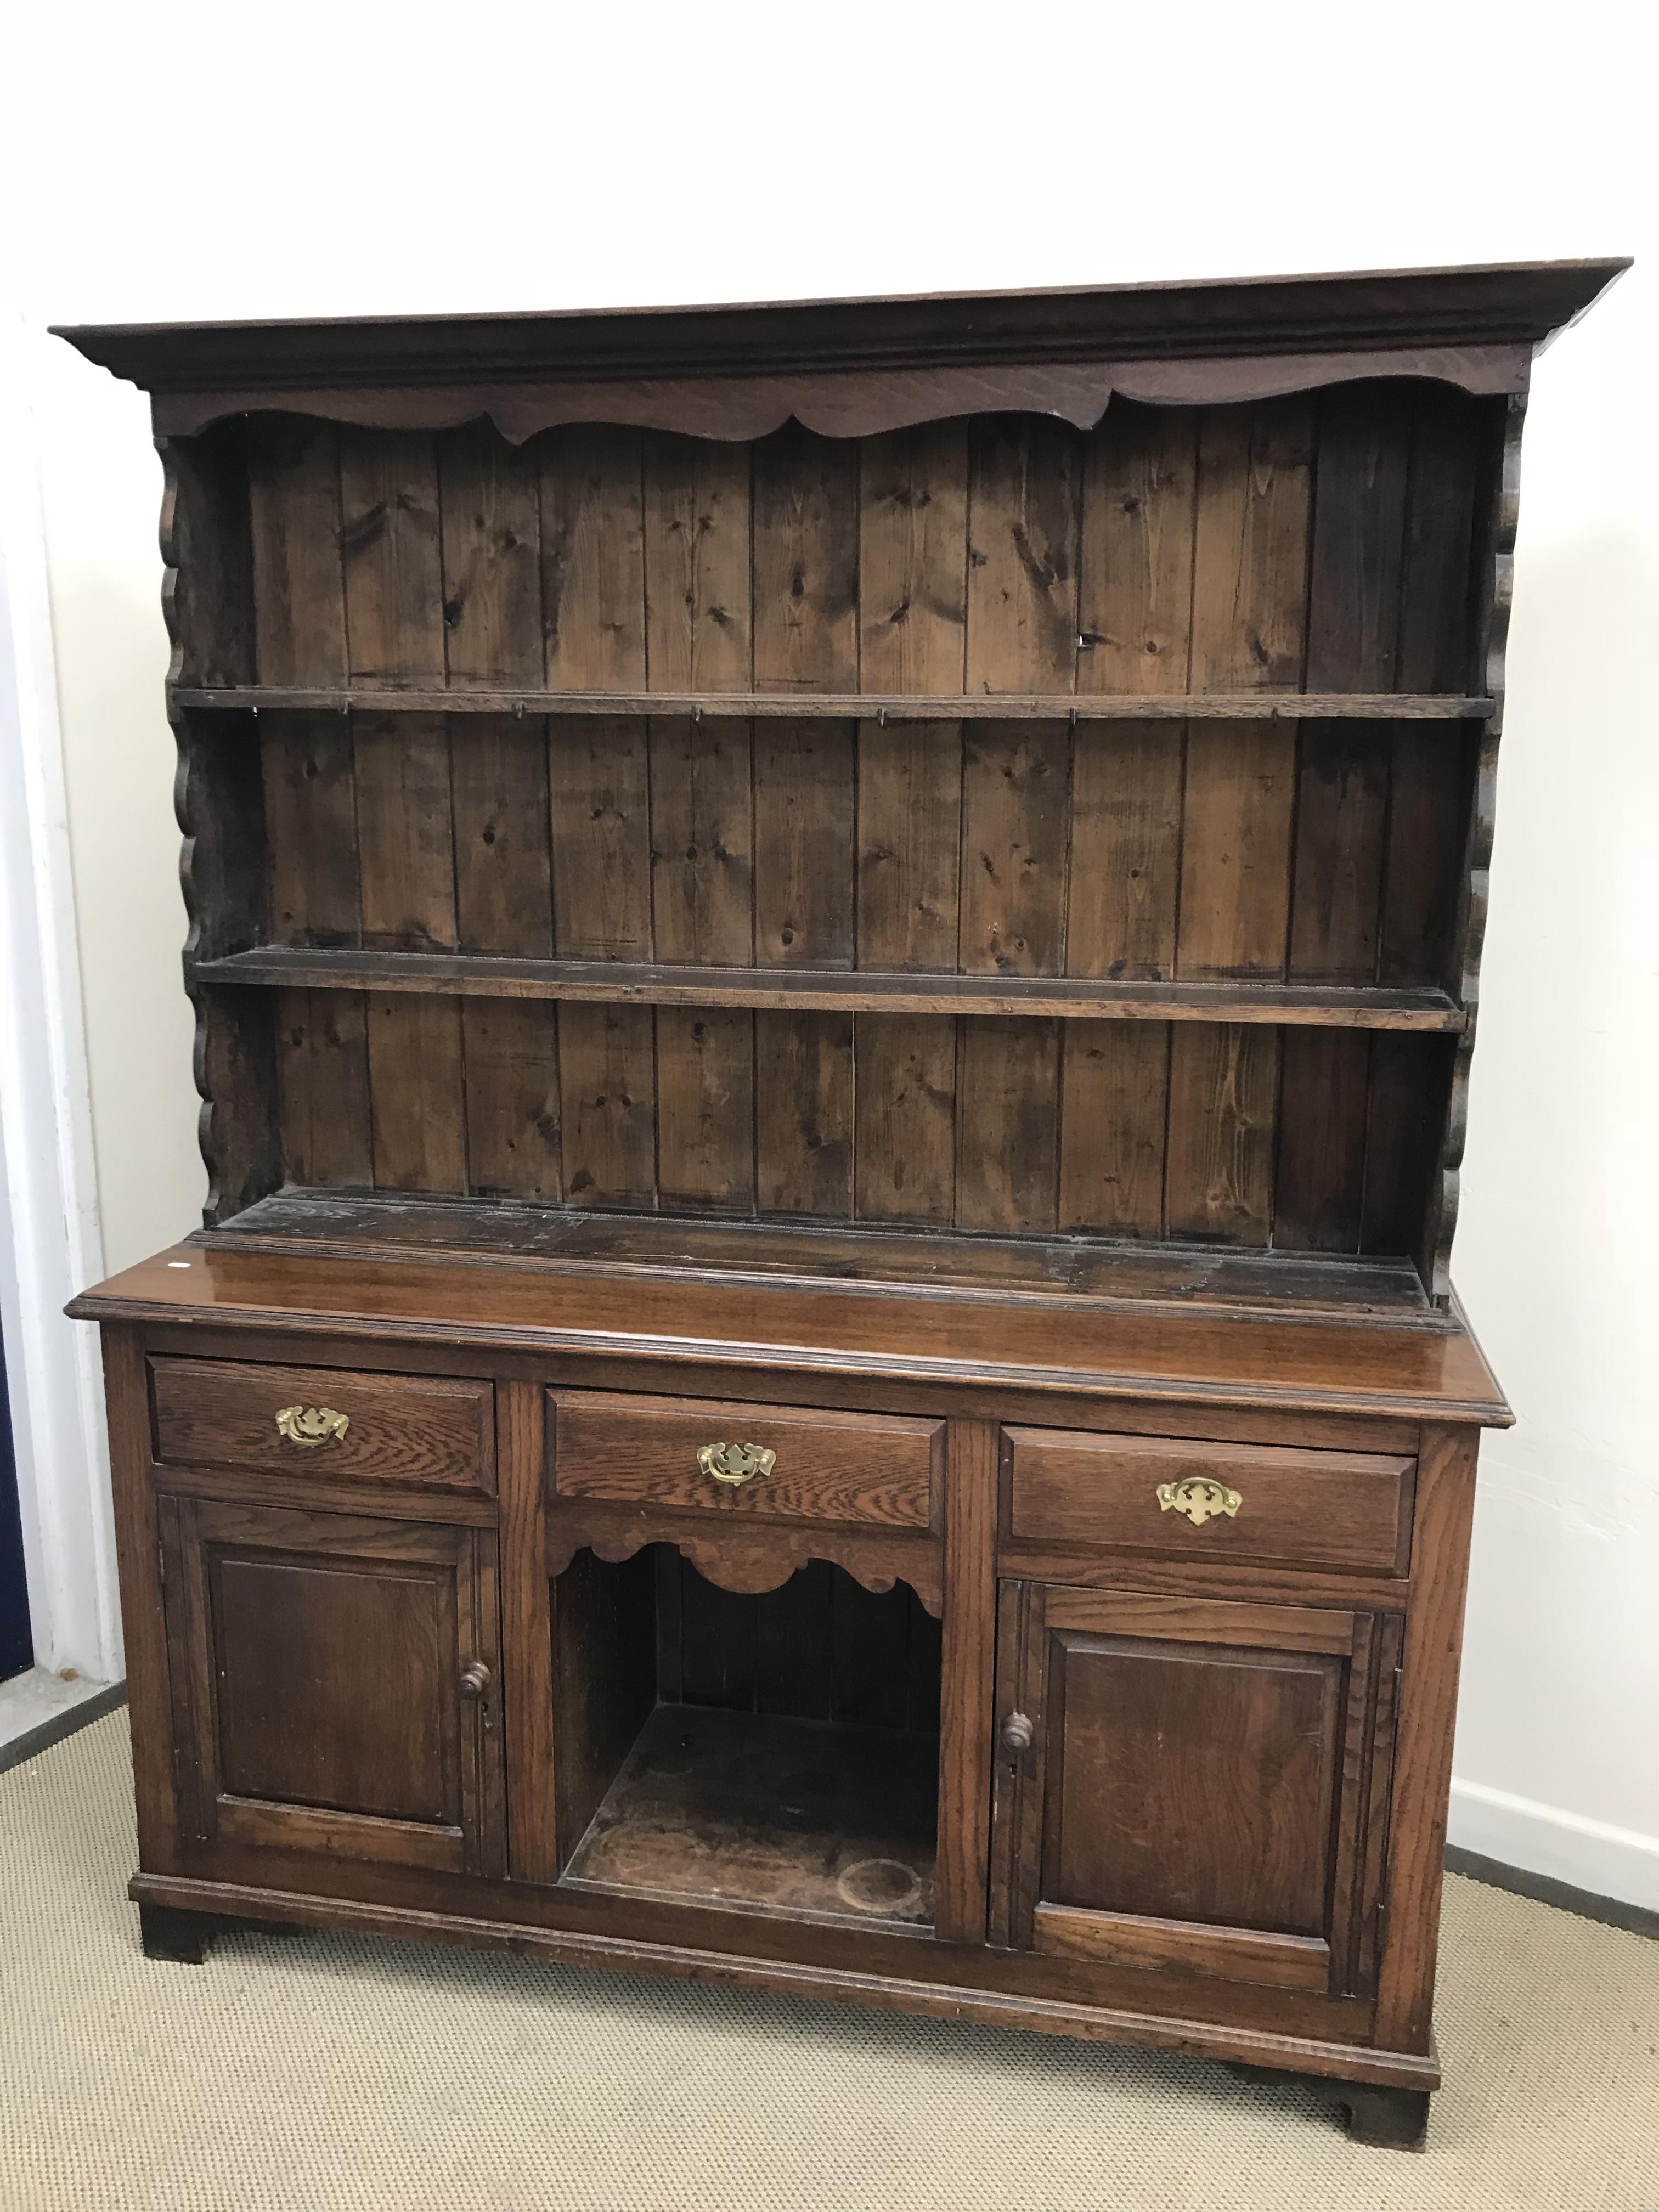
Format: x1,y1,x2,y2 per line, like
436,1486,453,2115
2,0,1652,1900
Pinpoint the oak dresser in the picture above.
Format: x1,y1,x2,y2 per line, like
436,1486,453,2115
61,257,1625,2147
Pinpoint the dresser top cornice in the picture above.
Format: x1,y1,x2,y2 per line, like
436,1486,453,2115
51,258,1628,441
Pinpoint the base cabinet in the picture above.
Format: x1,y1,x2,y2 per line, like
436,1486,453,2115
989,1582,1401,1999
87,1316,1486,2147
158,1495,505,1877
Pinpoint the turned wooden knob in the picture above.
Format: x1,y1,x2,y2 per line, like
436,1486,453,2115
1000,1711,1034,1756
459,1661,493,1701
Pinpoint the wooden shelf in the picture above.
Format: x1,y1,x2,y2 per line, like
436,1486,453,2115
192,947,1466,1031
562,1704,939,1929
210,1188,1448,1328
171,684,1494,723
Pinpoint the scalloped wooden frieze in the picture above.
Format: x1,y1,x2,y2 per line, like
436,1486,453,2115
134,346,1536,445
545,1517,943,1617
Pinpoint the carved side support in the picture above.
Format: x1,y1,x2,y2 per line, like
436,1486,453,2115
545,1507,944,1618
1422,390,1526,1305
161,431,279,1225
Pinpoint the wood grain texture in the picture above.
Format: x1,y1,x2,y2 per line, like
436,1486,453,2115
1004,1427,1411,1575
1032,1905,1331,1992
247,420,374,1196
936,1418,1000,1945
966,418,1081,695
77,1241,1512,1422
542,426,646,691
437,424,541,688
1374,1424,1481,2049
148,1353,494,1494
548,1390,941,1528
102,1327,184,1872
1059,1023,1170,1238
1164,1024,1279,1245
859,423,968,693
168,1496,504,1876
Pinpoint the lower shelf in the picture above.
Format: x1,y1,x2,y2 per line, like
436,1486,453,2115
207,1187,1445,1328
562,1705,940,1932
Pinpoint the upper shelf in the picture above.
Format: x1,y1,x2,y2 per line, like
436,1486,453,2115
174,686,1493,724
192,946,1466,1031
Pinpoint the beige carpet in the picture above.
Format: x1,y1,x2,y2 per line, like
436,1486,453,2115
2,1714,1654,2211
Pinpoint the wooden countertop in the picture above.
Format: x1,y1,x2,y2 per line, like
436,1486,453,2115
69,1243,1511,1426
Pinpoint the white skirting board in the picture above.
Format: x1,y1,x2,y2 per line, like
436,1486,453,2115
1449,1776,1659,1914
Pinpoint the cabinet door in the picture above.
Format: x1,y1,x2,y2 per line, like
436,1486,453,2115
161,1497,505,1877
990,1583,1400,1995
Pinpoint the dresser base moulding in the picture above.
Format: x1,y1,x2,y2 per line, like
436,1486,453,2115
129,1875,1442,2101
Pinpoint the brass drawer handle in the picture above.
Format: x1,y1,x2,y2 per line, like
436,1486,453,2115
274,1404,349,1449
1157,1475,1242,1526
697,1441,776,1488
459,1661,493,1701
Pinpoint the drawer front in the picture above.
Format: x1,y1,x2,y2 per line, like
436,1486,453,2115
1005,1428,1412,1575
550,1390,942,1528
149,1356,495,1497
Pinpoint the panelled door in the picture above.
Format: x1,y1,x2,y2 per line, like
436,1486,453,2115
160,1497,505,1877
989,1583,1401,1996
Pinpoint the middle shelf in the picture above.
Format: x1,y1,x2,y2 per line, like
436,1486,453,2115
191,946,1466,1031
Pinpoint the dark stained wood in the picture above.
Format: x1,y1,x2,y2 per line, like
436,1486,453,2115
437,424,541,687
1383,389,1485,989
995,1579,1376,1992
643,435,752,691
1164,1024,1279,1245
564,1703,938,1926
549,1389,941,1528
549,1544,657,1869
1003,1427,1412,1575
1059,1024,1170,1237
168,1495,504,1875
247,418,348,685
495,1379,560,1882
101,1327,184,1872
1375,1425,1481,2051
275,990,373,1190
935,1419,999,1944
1077,403,1198,696
1277,386,1412,1255
148,1354,494,1496
74,1242,1512,1424
183,684,1492,720
441,432,560,1202
67,265,1582,2135
956,1018,1062,1234
197,946,1466,1028
338,426,466,1195
854,1014,957,1225
859,424,968,693
755,1011,854,1216
1170,399,1311,1249
545,458,656,1207
61,259,1624,437
247,420,374,1194
541,426,646,691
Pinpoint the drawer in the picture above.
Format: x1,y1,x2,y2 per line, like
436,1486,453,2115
549,1390,943,1528
1004,1427,1413,1575
148,1356,495,1497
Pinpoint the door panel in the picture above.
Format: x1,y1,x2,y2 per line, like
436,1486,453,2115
991,1579,1396,1996
163,1497,504,1877
1041,1630,1342,1934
